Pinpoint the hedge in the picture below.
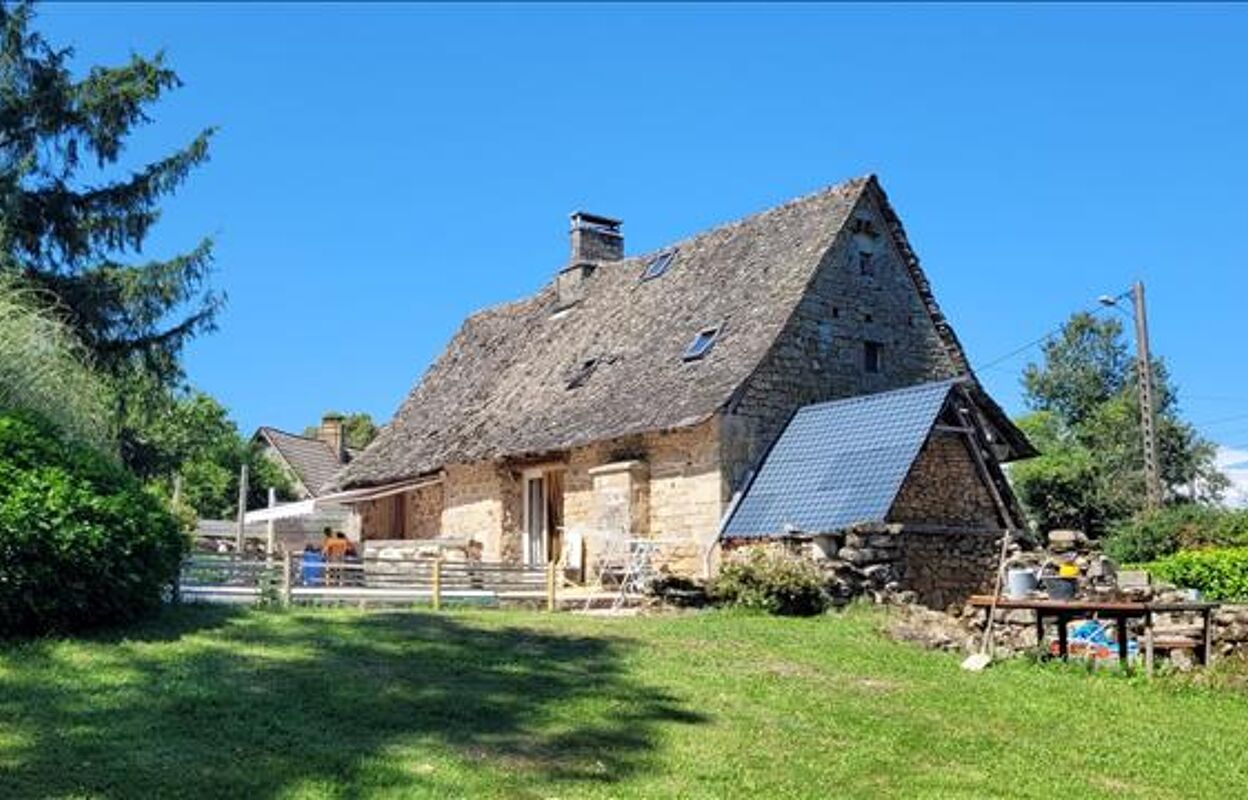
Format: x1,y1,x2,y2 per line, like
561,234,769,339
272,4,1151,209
1148,547,1248,602
0,412,187,636
1103,505,1248,564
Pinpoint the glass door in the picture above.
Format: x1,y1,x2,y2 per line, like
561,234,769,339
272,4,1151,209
525,475,547,565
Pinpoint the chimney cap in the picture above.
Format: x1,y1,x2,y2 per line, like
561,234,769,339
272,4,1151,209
570,211,622,232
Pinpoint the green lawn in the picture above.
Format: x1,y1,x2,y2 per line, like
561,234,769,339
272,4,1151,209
2,606,1246,799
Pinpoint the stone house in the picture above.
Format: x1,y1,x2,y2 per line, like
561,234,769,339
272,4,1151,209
253,414,359,500
333,175,1034,579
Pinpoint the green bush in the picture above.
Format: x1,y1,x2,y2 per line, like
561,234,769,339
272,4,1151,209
0,412,187,636
1148,547,1248,602
710,546,829,616
1104,505,1248,563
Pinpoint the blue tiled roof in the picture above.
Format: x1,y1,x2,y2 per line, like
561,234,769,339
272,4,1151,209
721,380,959,538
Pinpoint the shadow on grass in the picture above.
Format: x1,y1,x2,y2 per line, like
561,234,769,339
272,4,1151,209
0,605,705,797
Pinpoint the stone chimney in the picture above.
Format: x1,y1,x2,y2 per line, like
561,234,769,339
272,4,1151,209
318,413,346,462
556,212,623,310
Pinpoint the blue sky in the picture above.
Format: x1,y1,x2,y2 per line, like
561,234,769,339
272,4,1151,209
36,3,1248,459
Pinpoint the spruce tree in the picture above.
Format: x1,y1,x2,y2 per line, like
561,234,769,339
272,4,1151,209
0,1,219,384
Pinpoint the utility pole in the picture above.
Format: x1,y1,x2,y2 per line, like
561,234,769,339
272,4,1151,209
235,463,249,553
1132,281,1163,511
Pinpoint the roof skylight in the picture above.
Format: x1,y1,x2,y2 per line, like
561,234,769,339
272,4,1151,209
641,250,677,281
566,357,600,389
683,326,719,361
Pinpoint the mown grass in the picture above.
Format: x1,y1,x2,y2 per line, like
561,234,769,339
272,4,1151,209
1,604,1246,799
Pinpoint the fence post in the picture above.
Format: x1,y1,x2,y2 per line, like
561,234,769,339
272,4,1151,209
546,561,556,613
432,557,442,611
281,549,294,607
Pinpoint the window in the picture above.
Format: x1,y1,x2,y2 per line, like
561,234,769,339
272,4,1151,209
863,312,873,323
683,326,720,361
857,250,874,276
566,358,599,389
642,249,677,281
864,341,882,374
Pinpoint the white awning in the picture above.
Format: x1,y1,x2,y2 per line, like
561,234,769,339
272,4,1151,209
243,499,317,523
242,476,443,523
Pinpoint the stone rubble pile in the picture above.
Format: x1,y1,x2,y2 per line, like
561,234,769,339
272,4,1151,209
819,527,910,606
882,528,1248,664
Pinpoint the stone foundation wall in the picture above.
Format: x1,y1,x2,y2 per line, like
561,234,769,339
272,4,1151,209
803,524,1001,609
899,530,1001,610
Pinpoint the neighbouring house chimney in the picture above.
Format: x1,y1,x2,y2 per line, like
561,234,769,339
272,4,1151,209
557,212,623,310
319,413,346,462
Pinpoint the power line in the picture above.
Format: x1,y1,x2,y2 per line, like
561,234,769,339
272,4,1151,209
1192,412,1248,428
974,303,1111,372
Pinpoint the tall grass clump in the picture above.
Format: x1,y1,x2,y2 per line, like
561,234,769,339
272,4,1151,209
0,275,113,450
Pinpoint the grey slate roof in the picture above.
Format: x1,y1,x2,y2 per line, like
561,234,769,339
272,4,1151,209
721,380,958,538
255,428,354,497
340,178,873,488
337,175,1031,490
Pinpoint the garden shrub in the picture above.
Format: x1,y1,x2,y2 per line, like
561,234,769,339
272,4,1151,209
1104,506,1248,563
1148,547,1248,602
0,412,187,636
710,546,829,616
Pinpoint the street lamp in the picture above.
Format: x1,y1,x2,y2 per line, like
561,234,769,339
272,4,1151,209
1099,282,1162,511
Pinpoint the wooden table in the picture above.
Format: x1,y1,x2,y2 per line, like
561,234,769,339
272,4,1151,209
968,595,1219,675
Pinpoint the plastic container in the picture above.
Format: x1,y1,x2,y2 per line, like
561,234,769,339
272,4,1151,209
1042,576,1077,600
301,551,325,587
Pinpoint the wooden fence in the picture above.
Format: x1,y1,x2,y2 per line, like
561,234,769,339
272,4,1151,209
177,552,559,610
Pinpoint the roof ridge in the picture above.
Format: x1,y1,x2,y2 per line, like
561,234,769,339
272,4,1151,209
260,426,330,446
616,175,874,266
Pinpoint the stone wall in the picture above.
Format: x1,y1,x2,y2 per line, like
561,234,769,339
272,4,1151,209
888,434,1001,529
441,462,505,559
366,420,724,576
805,524,1002,609
559,421,723,576
898,530,1000,610
357,495,400,540
721,188,958,494
404,481,444,539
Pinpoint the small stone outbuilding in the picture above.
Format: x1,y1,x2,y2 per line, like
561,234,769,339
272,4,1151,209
721,379,1026,607
330,175,1034,580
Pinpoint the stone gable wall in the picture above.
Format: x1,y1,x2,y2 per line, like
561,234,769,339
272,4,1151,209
722,189,959,494
888,434,1001,529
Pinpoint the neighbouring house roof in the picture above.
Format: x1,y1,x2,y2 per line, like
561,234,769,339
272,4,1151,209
254,427,358,497
338,175,1030,490
721,379,968,538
